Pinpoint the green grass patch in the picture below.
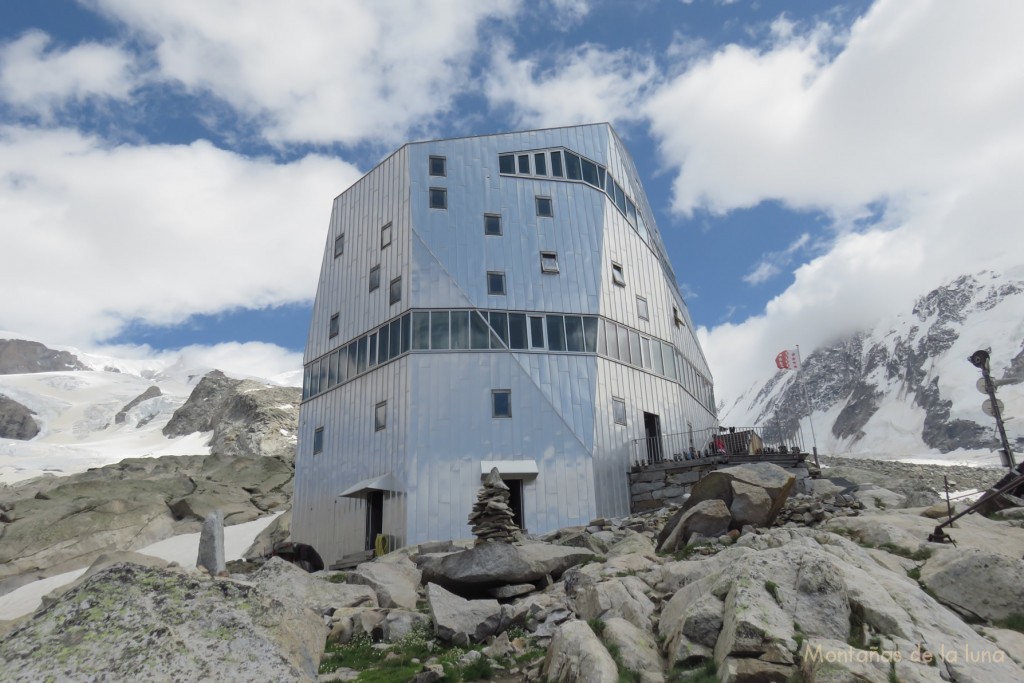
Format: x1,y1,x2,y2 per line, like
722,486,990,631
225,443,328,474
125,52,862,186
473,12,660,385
848,605,867,650
765,580,781,606
906,566,921,581
669,659,716,683
325,572,349,584
995,614,1024,634
877,543,932,562
588,618,606,637
670,541,716,561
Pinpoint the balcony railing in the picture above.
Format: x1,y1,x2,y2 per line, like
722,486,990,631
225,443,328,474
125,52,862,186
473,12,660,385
630,426,806,470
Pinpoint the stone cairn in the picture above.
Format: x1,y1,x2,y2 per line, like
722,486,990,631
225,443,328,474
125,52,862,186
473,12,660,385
468,468,521,545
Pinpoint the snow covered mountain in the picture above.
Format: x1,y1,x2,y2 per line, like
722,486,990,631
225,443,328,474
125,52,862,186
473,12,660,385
721,270,1024,462
0,338,301,484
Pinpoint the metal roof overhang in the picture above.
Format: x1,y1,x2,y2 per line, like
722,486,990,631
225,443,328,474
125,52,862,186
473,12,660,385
338,472,401,498
480,460,539,478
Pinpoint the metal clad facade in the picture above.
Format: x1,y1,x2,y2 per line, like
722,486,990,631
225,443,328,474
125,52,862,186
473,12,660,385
294,124,718,565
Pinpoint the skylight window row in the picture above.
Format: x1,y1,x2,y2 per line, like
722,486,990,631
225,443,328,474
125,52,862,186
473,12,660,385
498,148,648,241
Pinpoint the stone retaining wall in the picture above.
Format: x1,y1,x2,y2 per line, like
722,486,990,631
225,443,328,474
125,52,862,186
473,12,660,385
628,459,720,512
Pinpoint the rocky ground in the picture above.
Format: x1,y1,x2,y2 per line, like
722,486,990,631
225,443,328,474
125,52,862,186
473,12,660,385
2,460,1023,682
0,369,299,597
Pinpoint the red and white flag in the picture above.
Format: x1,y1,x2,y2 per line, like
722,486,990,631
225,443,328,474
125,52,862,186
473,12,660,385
775,349,799,371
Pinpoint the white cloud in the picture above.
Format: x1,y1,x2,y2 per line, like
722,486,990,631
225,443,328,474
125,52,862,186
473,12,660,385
0,30,138,115
83,0,519,145
743,232,810,285
485,43,656,129
0,125,361,346
545,0,592,26
648,1,1024,403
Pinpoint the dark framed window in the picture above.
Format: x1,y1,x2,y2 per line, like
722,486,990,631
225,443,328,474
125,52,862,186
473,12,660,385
487,271,506,295
581,158,599,186
492,390,511,418
612,398,626,425
540,251,559,273
429,187,447,209
381,222,392,249
375,401,387,431
329,313,339,338
313,426,324,453
529,315,545,348
517,154,530,174
534,152,547,176
389,276,402,305
674,306,684,327
535,196,553,217
551,150,563,177
565,151,582,180
637,296,649,321
334,233,344,258
498,154,515,174
369,265,380,292
484,213,502,236
612,262,625,287
429,155,446,176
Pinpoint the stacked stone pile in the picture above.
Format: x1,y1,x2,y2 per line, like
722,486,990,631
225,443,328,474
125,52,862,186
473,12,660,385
774,491,865,527
468,468,520,545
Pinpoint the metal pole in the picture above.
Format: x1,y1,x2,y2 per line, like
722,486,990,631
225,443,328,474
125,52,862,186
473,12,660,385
971,349,1016,470
943,475,953,525
982,363,1016,469
796,345,820,468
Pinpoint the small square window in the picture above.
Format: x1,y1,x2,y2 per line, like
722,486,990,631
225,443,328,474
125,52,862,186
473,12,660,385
499,154,515,174
389,276,402,305
313,426,324,453
375,401,387,431
517,154,530,174
369,265,380,292
492,390,511,418
487,271,506,296
334,233,344,258
540,251,559,274
484,214,502,236
429,155,446,176
329,313,339,338
429,187,447,209
536,196,553,217
381,222,392,249
612,397,626,425
611,262,625,287
637,296,649,321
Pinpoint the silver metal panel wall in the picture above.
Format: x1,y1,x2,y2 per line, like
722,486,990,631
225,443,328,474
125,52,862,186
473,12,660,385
292,355,410,564
403,351,597,544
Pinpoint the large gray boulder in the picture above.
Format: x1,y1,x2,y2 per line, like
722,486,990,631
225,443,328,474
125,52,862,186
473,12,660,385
163,370,300,460
425,583,509,646
656,499,732,553
250,557,377,615
347,557,421,610
683,462,796,526
572,577,655,630
0,563,325,682
920,548,1024,622
602,616,665,683
418,541,594,595
0,394,39,440
729,480,772,527
543,620,618,683
243,508,292,559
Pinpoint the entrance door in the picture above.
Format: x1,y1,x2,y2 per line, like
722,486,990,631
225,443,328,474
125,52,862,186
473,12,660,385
506,478,524,531
644,412,662,464
365,491,383,552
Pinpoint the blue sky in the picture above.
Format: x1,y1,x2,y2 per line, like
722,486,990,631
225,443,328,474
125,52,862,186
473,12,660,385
1,1,1021,401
